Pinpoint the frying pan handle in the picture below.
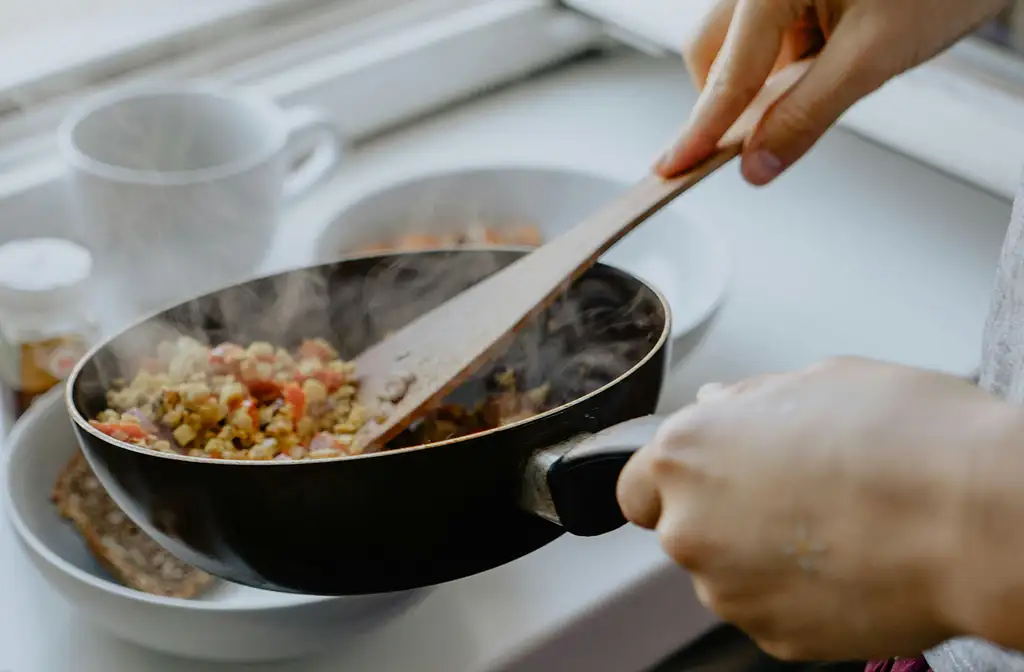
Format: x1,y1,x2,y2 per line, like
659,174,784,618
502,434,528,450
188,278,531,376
520,414,668,537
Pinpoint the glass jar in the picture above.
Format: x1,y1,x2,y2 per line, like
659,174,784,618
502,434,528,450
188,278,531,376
0,238,99,417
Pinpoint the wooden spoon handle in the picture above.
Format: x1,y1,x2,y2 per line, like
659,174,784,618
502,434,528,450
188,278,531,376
426,58,815,347
537,144,741,285
470,57,814,308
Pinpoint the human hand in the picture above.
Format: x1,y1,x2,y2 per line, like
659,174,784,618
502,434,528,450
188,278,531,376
616,357,1019,660
655,0,1008,185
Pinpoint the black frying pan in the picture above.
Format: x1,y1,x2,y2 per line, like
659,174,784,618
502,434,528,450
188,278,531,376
66,249,671,595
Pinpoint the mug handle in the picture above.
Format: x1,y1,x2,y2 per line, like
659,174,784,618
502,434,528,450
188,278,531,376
281,106,344,200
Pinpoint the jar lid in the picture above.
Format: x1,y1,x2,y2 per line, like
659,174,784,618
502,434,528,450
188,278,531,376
0,237,93,312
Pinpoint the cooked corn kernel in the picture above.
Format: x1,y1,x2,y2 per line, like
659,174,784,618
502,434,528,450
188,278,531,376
219,381,247,406
172,424,196,447
302,378,327,404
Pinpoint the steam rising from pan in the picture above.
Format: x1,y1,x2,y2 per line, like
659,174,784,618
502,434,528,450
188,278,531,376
82,249,661,447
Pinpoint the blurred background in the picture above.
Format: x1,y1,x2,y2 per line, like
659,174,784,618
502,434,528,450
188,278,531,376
9,0,1024,48
0,2,1023,672
0,0,152,35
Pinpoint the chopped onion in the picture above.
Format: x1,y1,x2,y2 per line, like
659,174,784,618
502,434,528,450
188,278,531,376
124,408,158,434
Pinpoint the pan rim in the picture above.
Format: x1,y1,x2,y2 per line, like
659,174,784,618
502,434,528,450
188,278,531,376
66,247,672,466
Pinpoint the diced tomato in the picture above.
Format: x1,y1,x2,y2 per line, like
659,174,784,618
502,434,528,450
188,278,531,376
90,421,150,441
235,358,284,401
282,383,305,419
311,369,346,393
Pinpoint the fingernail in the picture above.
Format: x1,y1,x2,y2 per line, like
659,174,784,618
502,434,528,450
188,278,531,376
744,149,784,185
654,131,706,176
652,139,683,175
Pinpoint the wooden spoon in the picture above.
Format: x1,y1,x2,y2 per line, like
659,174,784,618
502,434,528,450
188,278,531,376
350,60,812,453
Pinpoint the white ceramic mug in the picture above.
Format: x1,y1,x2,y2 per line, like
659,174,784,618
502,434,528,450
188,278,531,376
58,82,343,322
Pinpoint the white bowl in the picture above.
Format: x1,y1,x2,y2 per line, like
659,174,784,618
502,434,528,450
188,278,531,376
2,388,429,663
314,165,732,365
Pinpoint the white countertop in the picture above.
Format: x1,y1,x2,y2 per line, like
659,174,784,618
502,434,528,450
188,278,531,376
0,50,1014,672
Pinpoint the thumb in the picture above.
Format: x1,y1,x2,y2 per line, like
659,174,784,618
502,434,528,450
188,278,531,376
741,15,897,186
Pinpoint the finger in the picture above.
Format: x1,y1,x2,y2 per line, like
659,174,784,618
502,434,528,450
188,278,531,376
655,494,717,571
681,0,736,90
741,13,898,185
690,573,785,637
653,0,735,173
619,405,709,531
616,443,662,530
655,0,807,178
750,606,831,662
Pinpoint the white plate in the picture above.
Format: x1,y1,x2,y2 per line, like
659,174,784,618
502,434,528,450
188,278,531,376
2,387,429,663
314,164,732,364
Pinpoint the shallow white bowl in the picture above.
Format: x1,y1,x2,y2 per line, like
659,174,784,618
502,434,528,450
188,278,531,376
315,165,732,365
2,388,429,663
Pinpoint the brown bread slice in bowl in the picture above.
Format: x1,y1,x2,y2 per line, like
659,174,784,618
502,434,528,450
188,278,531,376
51,451,214,599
